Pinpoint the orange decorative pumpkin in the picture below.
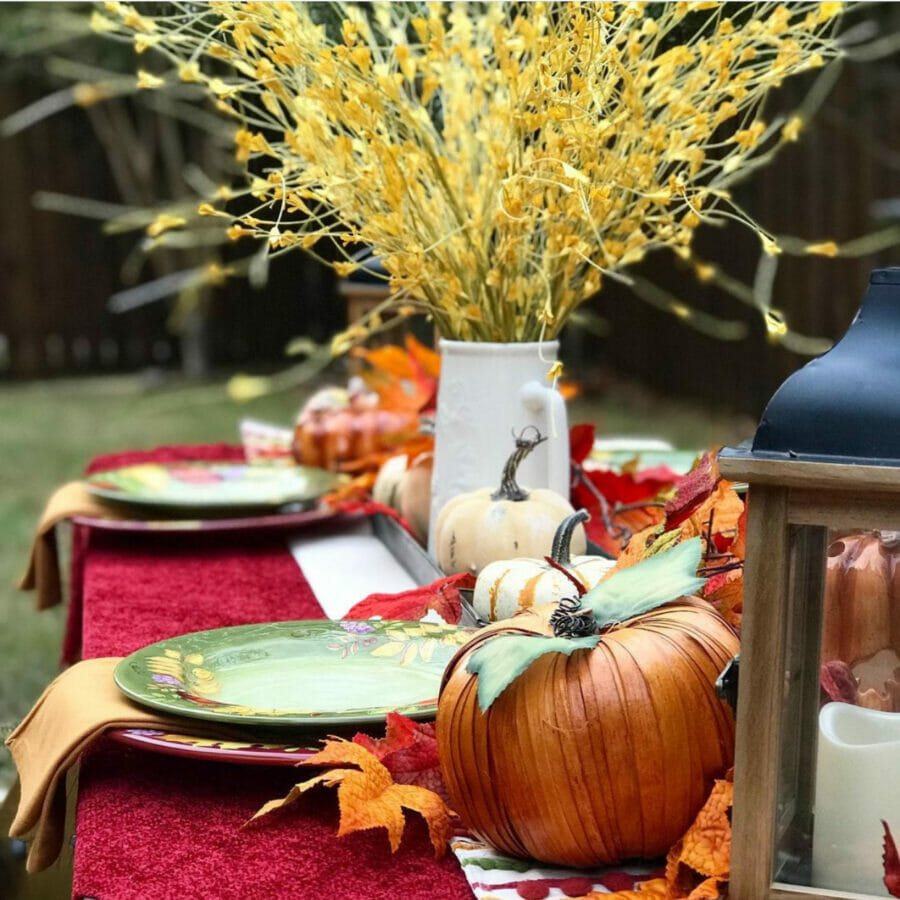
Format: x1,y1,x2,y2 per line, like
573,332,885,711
436,595,738,867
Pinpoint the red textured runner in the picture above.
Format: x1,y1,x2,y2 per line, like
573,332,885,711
69,445,472,900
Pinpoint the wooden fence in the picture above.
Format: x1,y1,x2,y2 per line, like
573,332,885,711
2,9,899,417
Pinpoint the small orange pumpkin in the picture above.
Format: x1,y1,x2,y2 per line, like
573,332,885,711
436,595,738,867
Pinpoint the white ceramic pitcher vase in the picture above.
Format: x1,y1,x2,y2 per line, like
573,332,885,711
427,339,570,555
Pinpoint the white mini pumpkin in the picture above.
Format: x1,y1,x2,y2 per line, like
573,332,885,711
473,509,616,620
435,429,585,575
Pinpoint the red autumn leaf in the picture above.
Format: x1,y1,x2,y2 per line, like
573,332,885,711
665,453,716,529
587,506,667,557
821,661,859,705
704,575,742,630
570,424,596,465
345,572,474,623
354,712,418,761
884,820,900,897
576,467,672,507
354,713,448,802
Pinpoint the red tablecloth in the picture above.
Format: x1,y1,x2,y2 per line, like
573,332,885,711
68,446,473,900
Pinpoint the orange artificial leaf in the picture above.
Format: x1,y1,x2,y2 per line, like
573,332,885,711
705,575,742,629
680,480,744,544
687,876,725,899
665,777,733,898
321,472,376,506
353,344,418,379
352,340,437,414
558,379,581,401
339,435,434,475
731,506,747,560
246,739,454,858
678,779,733,877
404,333,440,379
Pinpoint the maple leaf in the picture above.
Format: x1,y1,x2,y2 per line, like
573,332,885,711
345,572,474,624
820,660,859,705
570,423,596,465
704,574,742,630
884,820,900,897
679,480,744,546
246,739,453,857
665,453,716,529
352,713,449,803
352,337,438,414
665,777,733,899
404,333,440,379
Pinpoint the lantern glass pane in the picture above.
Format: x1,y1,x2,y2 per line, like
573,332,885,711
774,527,899,896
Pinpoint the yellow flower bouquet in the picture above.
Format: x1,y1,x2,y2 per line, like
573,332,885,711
102,1,843,350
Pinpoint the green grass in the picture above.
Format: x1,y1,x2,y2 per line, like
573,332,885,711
0,370,755,794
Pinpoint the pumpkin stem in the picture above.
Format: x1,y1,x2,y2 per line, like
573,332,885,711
551,509,590,565
491,427,546,502
544,556,587,597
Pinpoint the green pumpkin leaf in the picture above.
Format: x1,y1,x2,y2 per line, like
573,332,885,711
466,634,600,712
582,535,706,628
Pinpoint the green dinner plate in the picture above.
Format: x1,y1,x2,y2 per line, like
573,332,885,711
86,462,338,510
114,620,474,727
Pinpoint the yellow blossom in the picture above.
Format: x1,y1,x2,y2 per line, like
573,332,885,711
90,12,117,33
805,240,839,258
546,360,564,382
227,374,272,402
136,70,165,90
205,262,229,287
146,214,186,238
72,83,110,107
694,262,716,282
764,309,788,339
110,1,844,345
178,62,202,83
781,115,804,142
227,224,255,240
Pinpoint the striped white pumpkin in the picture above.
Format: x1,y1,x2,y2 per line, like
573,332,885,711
472,510,615,621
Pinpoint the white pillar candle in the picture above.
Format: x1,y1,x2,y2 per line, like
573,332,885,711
812,702,900,896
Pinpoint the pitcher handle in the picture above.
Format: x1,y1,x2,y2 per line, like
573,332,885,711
520,380,570,498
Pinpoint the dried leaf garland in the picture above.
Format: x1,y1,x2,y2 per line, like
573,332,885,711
246,739,454,858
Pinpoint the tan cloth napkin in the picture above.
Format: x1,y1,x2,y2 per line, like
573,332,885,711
6,657,250,872
19,481,137,610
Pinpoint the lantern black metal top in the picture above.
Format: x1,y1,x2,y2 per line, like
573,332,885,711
721,268,900,468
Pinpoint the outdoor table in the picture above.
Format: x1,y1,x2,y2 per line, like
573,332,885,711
63,446,473,900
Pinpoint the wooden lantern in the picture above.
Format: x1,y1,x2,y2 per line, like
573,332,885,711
719,268,900,900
